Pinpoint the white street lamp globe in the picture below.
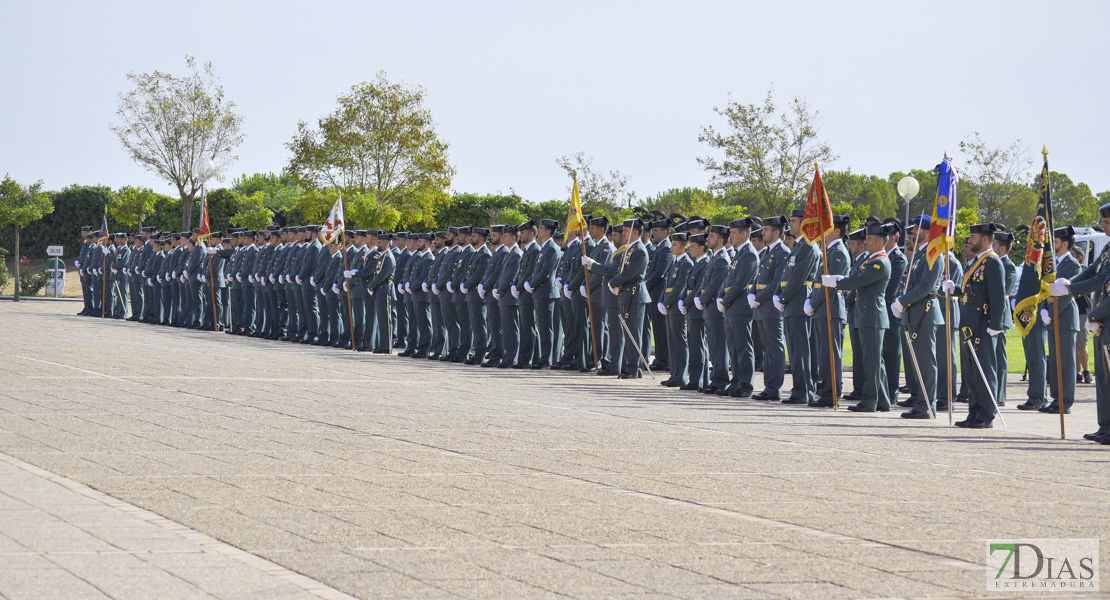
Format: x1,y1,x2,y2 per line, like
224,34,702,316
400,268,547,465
897,176,920,201
192,156,216,183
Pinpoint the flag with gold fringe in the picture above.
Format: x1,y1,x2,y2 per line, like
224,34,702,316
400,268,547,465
801,166,834,243
925,155,958,268
565,175,588,236
1012,148,1055,337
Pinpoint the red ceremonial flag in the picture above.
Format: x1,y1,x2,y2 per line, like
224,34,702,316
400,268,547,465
801,166,834,243
197,193,211,242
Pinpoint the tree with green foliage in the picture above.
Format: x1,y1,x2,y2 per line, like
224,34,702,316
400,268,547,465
286,71,455,230
231,172,302,211
109,186,158,229
1039,171,1099,227
697,88,836,216
958,133,1035,228
640,187,720,218
435,193,527,229
229,190,275,231
0,175,54,300
556,153,637,215
111,56,244,230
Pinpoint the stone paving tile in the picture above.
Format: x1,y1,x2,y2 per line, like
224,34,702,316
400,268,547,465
2,302,1109,599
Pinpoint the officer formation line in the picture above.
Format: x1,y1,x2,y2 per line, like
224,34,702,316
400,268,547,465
72,203,1110,443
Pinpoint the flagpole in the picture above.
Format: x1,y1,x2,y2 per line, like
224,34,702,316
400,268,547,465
1042,147,1066,439
814,164,839,411
944,250,953,425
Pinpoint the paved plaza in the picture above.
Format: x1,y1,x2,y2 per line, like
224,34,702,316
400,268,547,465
0,301,1107,599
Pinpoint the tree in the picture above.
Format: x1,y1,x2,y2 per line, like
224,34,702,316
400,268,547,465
958,133,1035,228
231,171,302,211
640,187,719,218
109,186,158,229
822,170,899,221
111,56,244,230
229,190,275,231
1039,171,1099,227
0,175,53,300
556,152,637,215
286,71,455,229
697,88,836,216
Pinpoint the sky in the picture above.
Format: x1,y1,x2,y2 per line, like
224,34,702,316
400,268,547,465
2,0,1108,206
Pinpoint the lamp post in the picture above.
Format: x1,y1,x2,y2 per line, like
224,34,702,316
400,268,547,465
897,175,920,236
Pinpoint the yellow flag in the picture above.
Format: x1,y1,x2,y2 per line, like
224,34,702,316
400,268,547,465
566,176,588,236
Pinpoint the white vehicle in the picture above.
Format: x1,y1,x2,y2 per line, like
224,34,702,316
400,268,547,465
1073,227,1109,269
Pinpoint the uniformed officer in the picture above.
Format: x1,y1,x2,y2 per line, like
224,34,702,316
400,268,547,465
580,217,613,371
775,211,819,404
433,227,462,359
351,230,382,351
807,214,851,408
678,233,710,390
109,233,131,318
645,218,675,371
75,228,93,315
993,229,1018,406
423,232,446,358
512,221,540,368
367,233,396,353
406,233,434,358
824,223,893,412
942,223,1006,428
694,224,732,393
493,225,524,368
892,215,943,418
749,226,765,370
750,215,789,400
881,219,908,403
479,226,507,364
526,219,562,368
1017,252,1052,410
718,218,759,397
1040,226,1081,414
461,227,492,364
584,218,650,379
658,232,692,387
554,225,582,369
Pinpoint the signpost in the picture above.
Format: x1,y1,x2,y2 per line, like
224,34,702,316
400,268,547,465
45,246,65,297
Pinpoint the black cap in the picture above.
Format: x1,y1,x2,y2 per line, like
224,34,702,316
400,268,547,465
501,225,518,234
81,226,92,231
866,224,890,237
689,233,708,244
994,231,1015,242
396,231,409,237
141,226,154,232
611,223,625,233
243,230,256,237
650,220,670,230
306,225,320,232
588,216,609,227
173,232,183,240
539,219,559,229
518,220,535,231
832,214,850,228
192,228,200,234
668,212,687,226
221,237,232,244
728,218,752,229
763,215,788,227
1054,225,1076,239
750,228,764,239
380,233,394,241
709,224,730,236
881,217,903,233
473,227,489,236
432,231,446,238
969,222,998,235
790,209,805,218
674,221,690,233
447,226,460,235
881,223,899,236
848,228,866,241
491,225,505,234
232,231,242,237
420,233,434,240
624,218,644,231
365,229,380,237
457,226,473,235
669,232,689,242
686,218,708,230
1099,203,1110,218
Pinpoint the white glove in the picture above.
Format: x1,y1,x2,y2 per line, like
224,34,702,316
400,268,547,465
198,274,205,283
207,247,217,254
581,256,596,267
446,282,455,293
111,268,118,274
432,283,439,295
422,282,429,292
1087,320,1102,335
579,285,587,298
332,284,340,294
172,270,178,278
180,275,186,283
523,282,534,294
554,277,562,288
1011,298,1017,310
225,275,231,284
511,285,520,299
460,284,468,294
74,260,80,267
397,283,403,294
747,293,760,309
493,290,502,300
941,279,956,295
343,280,348,292
146,277,152,285
716,298,725,313
772,295,785,312
892,298,904,314
236,273,242,282
277,274,284,283
1040,308,1051,325
1049,278,1071,296
478,287,486,299
156,275,162,283
310,276,316,286
658,302,668,315
295,276,302,285
563,285,572,299
477,283,485,294
608,285,618,295
891,303,903,319
986,328,1001,337
320,288,326,296
804,299,815,316
821,274,844,288
183,270,189,278
102,247,110,255
678,299,687,315
248,274,255,283
260,278,267,287
405,282,412,292
694,297,704,311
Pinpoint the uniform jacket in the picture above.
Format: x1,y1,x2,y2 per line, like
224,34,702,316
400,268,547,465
836,251,892,329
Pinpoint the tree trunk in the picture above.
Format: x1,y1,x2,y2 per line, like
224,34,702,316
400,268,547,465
12,226,20,301
181,195,193,231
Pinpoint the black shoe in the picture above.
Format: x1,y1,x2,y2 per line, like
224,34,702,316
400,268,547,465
660,379,680,387
1039,405,1067,414
428,353,440,360
901,411,931,419
530,363,549,370
449,357,464,363
842,391,861,400
679,383,701,391
578,367,593,373
1083,370,1093,384
716,388,734,397
618,372,642,379
399,351,413,357
465,358,482,366
372,349,389,354
498,363,514,369
751,392,778,401
1082,431,1107,441
731,390,752,398
968,420,994,429
808,400,834,407
701,386,720,395
847,405,875,412
781,398,807,405
1017,401,1045,410
955,395,968,403
597,369,618,376
439,355,451,362
481,360,498,368
898,385,910,394
954,419,971,428
411,352,427,359
512,363,529,369
895,400,915,408
935,402,949,411
561,364,579,371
